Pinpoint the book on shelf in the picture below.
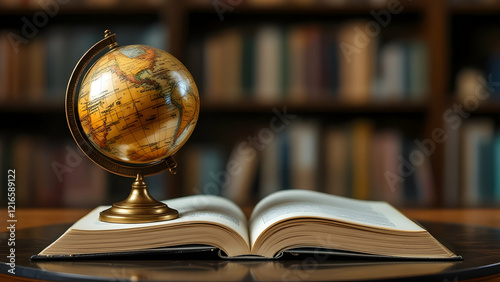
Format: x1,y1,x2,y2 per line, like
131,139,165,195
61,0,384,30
338,20,376,104
288,120,320,190
370,129,402,204
255,25,283,103
323,126,349,197
182,145,226,196
32,189,461,260
224,142,259,205
487,52,500,99
461,120,489,206
351,120,373,199
258,132,284,199
461,119,500,206
444,120,460,207
374,40,429,102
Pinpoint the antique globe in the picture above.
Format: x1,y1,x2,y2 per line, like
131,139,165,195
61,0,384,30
78,45,199,165
65,30,200,223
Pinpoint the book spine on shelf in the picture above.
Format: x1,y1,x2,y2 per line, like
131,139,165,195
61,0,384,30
255,26,282,103
338,21,376,104
461,119,495,206
351,120,373,200
324,127,349,197
225,141,259,205
370,129,403,205
288,120,320,190
494,131,500,203
259,132,283,199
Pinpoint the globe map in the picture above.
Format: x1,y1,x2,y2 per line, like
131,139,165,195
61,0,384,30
78,44,199,165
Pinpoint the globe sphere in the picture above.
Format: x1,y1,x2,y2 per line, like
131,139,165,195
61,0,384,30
77,44,199,165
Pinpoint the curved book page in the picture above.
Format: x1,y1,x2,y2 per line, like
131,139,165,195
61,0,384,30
39,195,250,257
248,190,455,258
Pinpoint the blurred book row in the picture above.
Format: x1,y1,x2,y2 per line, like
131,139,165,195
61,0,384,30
183,119,436,207
190,21,429,104
0,136,168,207
0,23,167,105
3,120,499,208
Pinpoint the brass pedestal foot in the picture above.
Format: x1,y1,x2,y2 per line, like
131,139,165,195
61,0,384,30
99,174,179,223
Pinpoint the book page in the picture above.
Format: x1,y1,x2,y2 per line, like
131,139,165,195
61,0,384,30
249,190,424,248
70,195,249,245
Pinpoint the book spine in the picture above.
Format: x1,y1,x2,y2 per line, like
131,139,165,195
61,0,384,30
351,120,373,200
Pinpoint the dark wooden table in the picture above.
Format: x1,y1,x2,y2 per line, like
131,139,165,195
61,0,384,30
1,208,500,281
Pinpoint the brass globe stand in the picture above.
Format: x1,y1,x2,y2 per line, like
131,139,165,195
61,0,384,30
99,174,179,223
65,30,181,223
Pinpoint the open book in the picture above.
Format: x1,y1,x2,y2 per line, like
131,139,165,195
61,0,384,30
32,190,460,260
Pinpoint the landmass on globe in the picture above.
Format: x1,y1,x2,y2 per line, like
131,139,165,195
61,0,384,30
78,44,200,164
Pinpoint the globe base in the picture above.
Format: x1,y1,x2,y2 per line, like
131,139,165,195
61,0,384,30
99,173,179,223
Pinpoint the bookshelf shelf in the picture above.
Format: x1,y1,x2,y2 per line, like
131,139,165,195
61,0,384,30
201,100,428,115
0,101,427,114
463,103,500,115
0,103,63,114
449,2,500,14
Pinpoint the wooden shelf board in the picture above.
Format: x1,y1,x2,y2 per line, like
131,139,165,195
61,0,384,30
449,2,500,14
201,100,428,114
186,0,425,15
0,103,63,114
0,100,428,115
449,98,500,114
0,5,161,16
470,103,500,114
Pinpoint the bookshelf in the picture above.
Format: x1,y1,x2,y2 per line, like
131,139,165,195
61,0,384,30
1,0,498,208
173,0,442,207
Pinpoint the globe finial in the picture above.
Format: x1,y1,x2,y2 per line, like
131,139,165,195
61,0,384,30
103,29,118,50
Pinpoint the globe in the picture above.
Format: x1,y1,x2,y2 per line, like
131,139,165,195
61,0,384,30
77,44,200,165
